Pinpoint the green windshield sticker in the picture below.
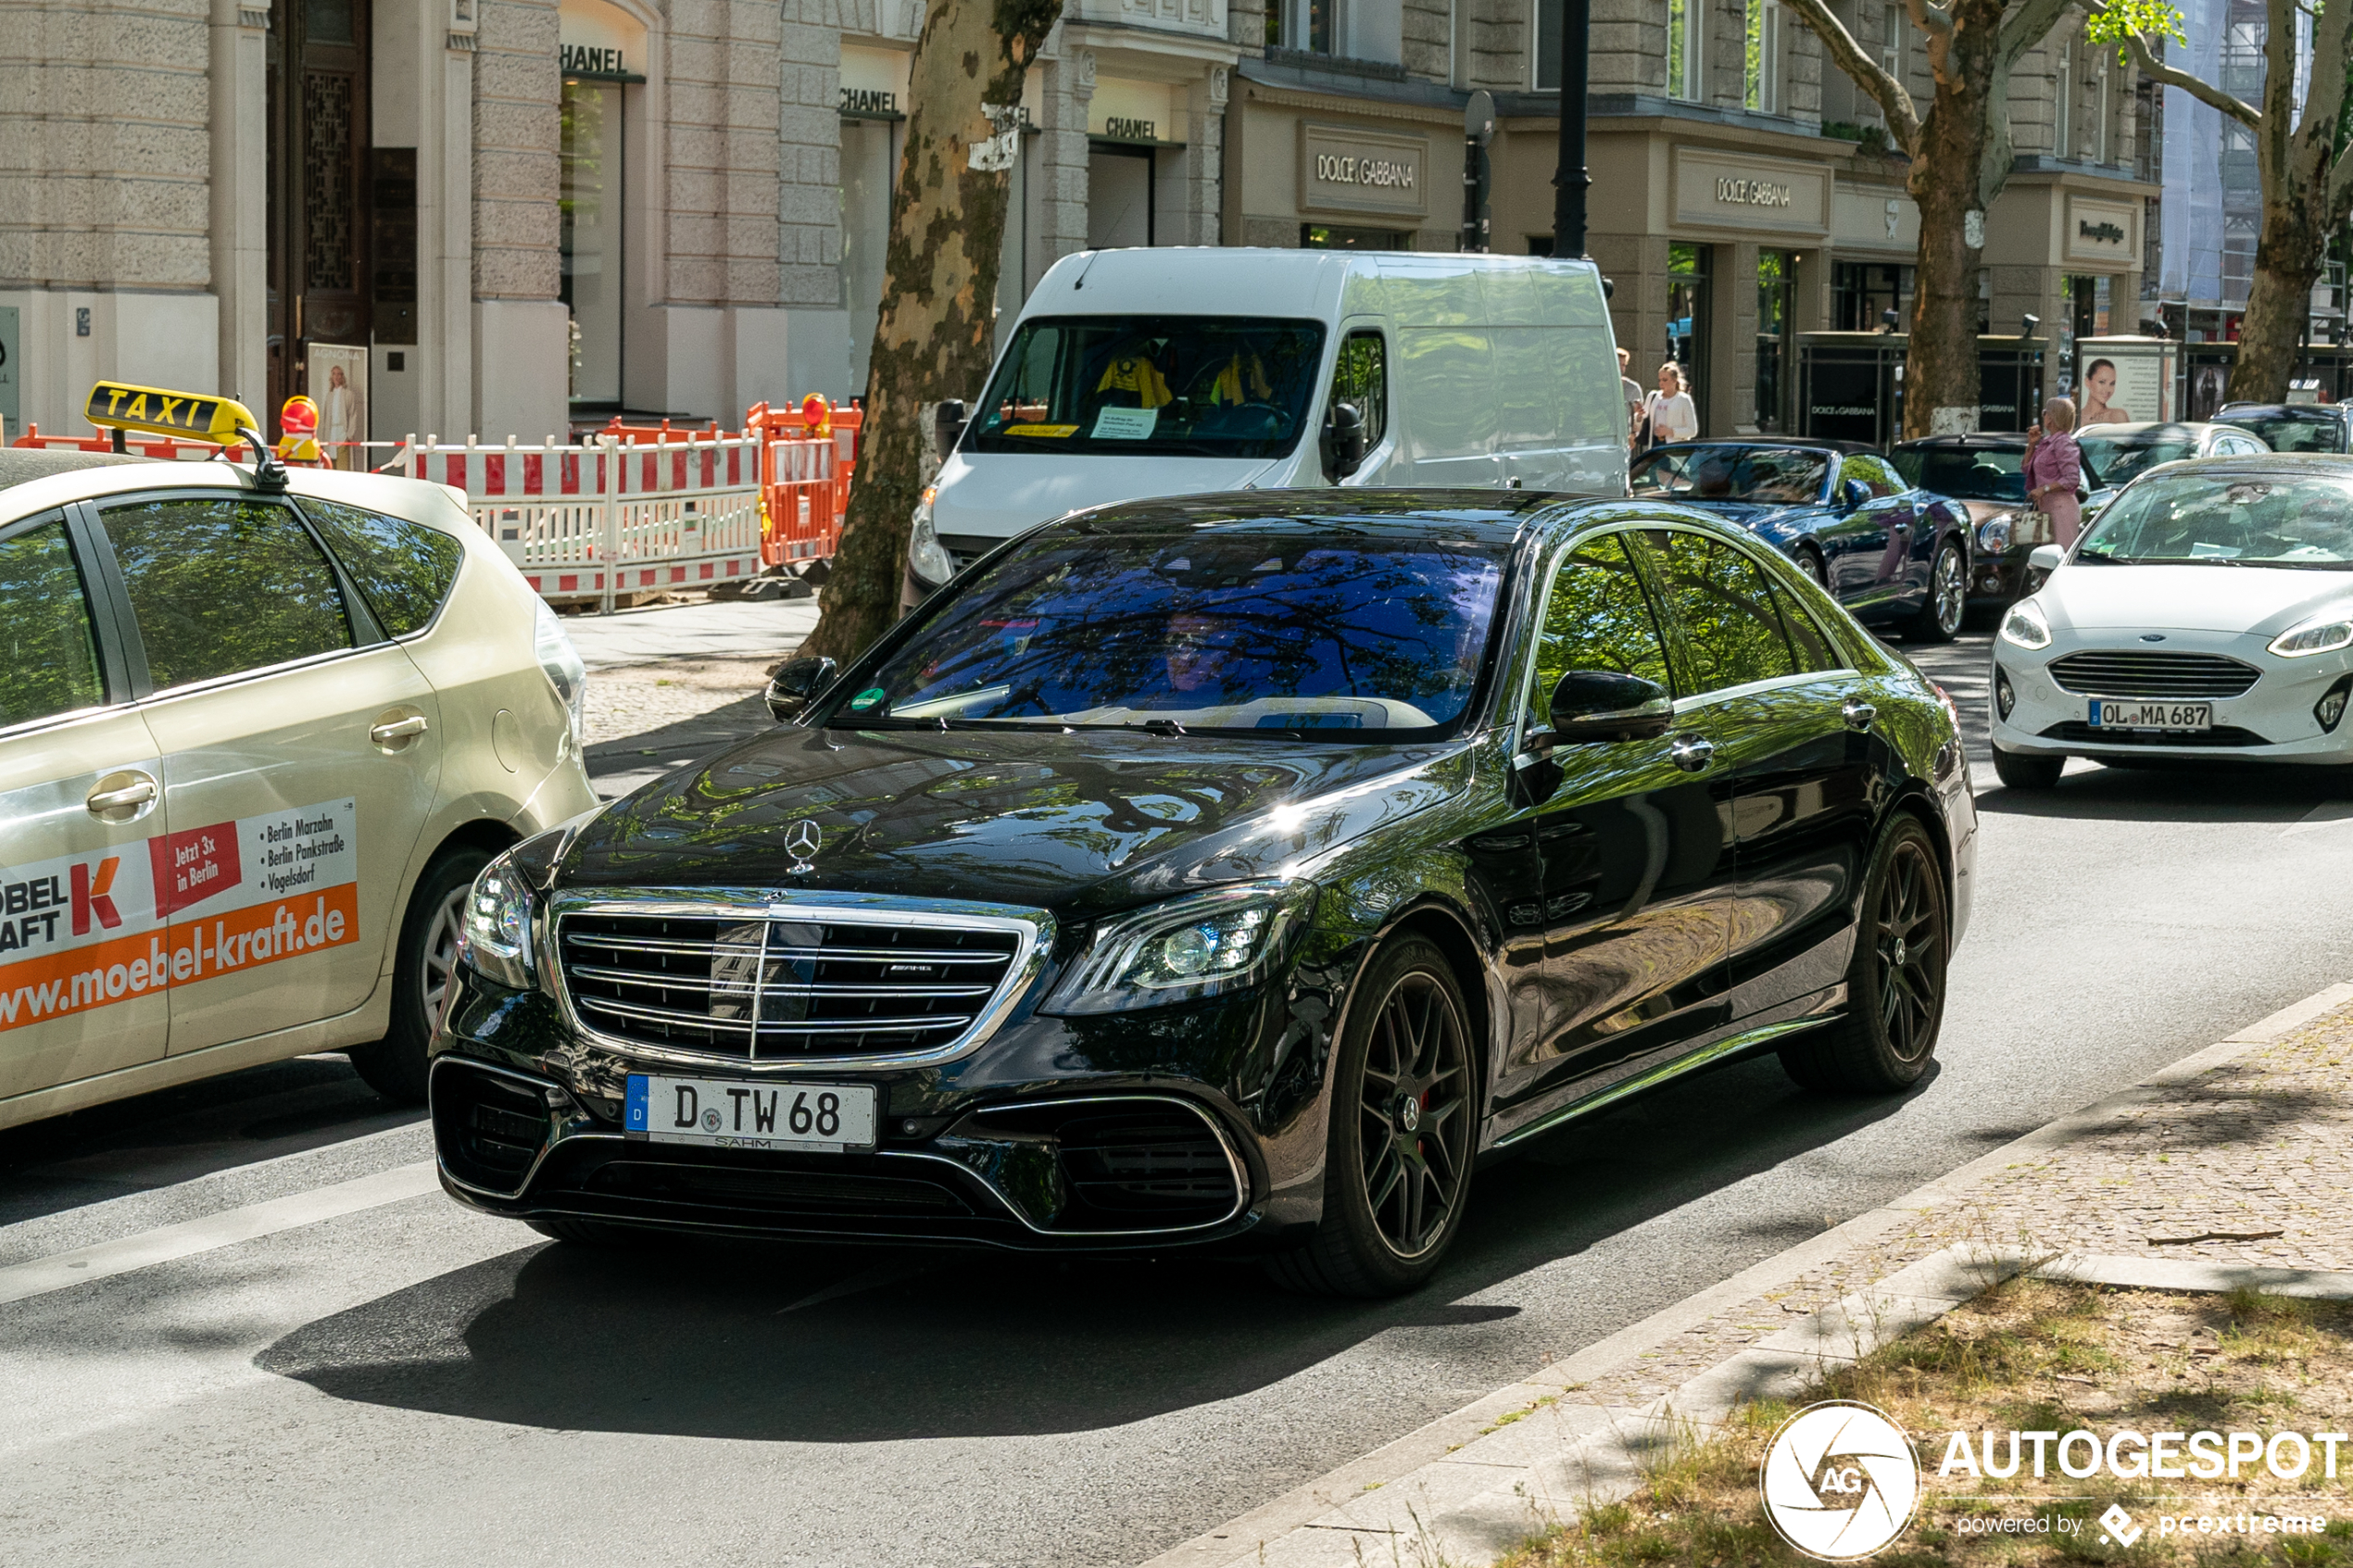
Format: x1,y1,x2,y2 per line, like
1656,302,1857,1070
849,687,886,710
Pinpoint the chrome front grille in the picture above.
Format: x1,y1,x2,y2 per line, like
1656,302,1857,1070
2046,650,2260,698
555,901,1038,1063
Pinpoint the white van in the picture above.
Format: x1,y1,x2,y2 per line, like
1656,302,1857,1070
906,247,1628,598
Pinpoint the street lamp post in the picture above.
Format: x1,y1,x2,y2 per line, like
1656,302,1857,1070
1553,0,1591,257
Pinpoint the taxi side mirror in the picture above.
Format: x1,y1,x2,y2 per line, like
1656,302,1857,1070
765,656,838,723
1545,671,1675,745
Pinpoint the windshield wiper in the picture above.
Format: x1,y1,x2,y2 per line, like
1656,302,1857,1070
2072,547,2120,563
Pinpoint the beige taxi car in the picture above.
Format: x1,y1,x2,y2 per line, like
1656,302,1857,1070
0,384,597,1128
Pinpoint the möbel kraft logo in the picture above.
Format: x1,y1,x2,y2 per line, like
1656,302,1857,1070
1761,1401,1923,1561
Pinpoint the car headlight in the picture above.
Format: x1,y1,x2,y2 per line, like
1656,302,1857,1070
2269,613,2353,658
1044,880,1317,1015
1999,597,2053,649
1975,512,2016,554
532,598,588,757
908,485,952,589
457,849,536,990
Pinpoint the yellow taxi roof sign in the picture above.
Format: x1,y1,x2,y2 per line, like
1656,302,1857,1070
84,382,259,445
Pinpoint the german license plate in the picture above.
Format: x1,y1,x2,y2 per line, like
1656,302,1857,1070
623,1073,878,1152
2088,699,2212,731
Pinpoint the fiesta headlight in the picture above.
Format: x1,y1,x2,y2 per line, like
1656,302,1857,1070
1045,880,1317,1015
1976,512,2016,554
1999,598,2053,649
457,849,536,990
908,485,952,588
2269,613,2353,658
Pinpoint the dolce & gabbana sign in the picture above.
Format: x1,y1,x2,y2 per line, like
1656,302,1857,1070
1299,123,1429,219
1715,177,1793,207
1673,147,1828,235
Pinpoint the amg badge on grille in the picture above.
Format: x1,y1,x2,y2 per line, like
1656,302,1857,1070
784,820,822,874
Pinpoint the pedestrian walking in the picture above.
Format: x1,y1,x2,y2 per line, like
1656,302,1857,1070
1643,363,1698,449
2023,395,2085,547
1617,347,1645,452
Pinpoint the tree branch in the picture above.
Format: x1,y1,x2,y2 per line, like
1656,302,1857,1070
2120,30,2261,129
1781,0,1923,157
1901,0,1953,38
1998,0,2075,66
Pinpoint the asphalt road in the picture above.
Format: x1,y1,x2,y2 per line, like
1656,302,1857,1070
9,628,2353,1567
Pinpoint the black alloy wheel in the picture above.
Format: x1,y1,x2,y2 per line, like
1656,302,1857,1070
350,845,493,1103
1780,815,1948,1094
1265,935,1475,1297
1910,540,1966,641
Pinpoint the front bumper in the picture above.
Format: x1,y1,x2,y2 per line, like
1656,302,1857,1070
1990,630,2353,764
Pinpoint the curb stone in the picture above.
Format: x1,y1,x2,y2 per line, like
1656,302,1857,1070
1139,980,2353,1568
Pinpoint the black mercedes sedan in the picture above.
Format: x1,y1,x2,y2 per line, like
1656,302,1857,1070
428,493,1976,1297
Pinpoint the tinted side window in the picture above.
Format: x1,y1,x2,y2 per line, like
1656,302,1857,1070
102,498,354,689
1333,331,1388,451
300,498,465,636
1648,531,1798,694
0,519,107,728
1532,533,1673,701
1763,577,1843,672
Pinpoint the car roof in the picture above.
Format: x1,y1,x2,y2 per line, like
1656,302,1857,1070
1058,488,1555,545
2076,421,2225,439
0,447,159,493
1644,437,1877,456
0,453,469,535
1893,433,2031,447
2216,403,2346,420
2145,452,2353,473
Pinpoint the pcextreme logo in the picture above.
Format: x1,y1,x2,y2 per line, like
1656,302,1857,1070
1760,1401,1922,1561
0,798,359,1031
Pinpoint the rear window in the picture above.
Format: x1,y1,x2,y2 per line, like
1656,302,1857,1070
298,499,465,636
1891,445,2026,503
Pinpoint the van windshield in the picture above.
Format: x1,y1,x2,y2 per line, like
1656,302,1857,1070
966,317,1327,459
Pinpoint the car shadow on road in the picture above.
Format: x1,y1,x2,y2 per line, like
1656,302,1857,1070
1975,761,2353,824
254,1052,1928,1442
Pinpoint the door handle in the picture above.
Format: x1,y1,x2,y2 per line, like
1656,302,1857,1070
371,714,430,745
86,776,157,815
1843,698,1879,732
1669,734,1716,772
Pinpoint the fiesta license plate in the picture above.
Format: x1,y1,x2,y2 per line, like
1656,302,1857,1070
2088,699,2213,731
624,1074,878,1152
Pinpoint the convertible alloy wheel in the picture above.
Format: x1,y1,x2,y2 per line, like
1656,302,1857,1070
1358,970,1473,1260
1869,834,1946,1064
1915,542,1966,640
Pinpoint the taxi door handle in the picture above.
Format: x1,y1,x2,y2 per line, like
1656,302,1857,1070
371,714,431,745
87,776,157,814
1669,734,1716,772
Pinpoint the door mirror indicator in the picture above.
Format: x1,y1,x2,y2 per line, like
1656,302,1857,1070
765,656,839,722
1321,400,1369,481
1543,671,1675,745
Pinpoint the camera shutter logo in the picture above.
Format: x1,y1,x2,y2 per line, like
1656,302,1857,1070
784,821,823,874
1760,1400,1920,1561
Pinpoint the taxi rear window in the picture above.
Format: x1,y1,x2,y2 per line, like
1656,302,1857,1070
299,499,465,637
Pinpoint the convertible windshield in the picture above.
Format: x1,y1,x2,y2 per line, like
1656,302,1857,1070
1629,445,1830,505
2078,433,2199,486
840,530,1510,734
966,317,1327,458
2217,409,2344,453
2078,472,2353,567
1890,445,2027,502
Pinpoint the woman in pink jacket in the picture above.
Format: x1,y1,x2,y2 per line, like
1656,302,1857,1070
2022,396,2084,547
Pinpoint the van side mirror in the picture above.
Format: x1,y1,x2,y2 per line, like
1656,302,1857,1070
1321,400,1369,481
1542,671,1675,745
765,656,839,723
934,399,968,458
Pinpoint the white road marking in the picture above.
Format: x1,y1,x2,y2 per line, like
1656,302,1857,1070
0,1160,438,1306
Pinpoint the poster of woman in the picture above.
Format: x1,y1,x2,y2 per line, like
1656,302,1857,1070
308,345,368,470
2076,358,2132,426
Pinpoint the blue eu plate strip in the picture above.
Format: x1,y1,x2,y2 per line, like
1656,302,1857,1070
624,1074,649,1135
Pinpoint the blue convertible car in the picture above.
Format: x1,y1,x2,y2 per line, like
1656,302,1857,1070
1629,439,1972,641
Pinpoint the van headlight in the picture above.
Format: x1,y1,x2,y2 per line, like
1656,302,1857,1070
457,850,536,990
532,598,588,757
908,486,953,589
1044,880,1317,1014
2269,613,2353,658
1999,597,2053,649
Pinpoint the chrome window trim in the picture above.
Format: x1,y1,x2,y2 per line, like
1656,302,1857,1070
539,886,1055,1071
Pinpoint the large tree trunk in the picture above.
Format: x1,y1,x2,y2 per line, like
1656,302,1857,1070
1902,0,2006,439
799,0,1063,664
2231,212,2322,402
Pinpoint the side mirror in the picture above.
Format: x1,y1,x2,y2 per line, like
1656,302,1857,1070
1321,400,1369,481
2027,543,2066,572
1841,478,1871,511
933,399,968,458
764,655,839,723
1543,671,1675,745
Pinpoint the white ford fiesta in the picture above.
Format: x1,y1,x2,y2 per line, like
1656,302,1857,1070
1990,455,2353,787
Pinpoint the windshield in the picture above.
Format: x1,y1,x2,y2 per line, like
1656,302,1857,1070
2078,434,2198,487
965,317,1327,459
2220,412,2342,452
1890,445,2026,502
2078,472,2353,567
1629,445,1830,505
838,529,1512,734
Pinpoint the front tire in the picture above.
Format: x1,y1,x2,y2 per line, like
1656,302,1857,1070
1909,540,1966,642
348,846,492,1103
1793,546,1829,590
1264,936,1476,1298
1780,814,1948,1095
1993,746,2065,790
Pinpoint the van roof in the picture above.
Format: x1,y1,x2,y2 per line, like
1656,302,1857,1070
1018,247,1609,325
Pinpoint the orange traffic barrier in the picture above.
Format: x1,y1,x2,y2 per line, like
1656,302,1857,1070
747,398,861,566
11,423,234,460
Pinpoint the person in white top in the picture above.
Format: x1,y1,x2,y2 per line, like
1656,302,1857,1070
1644,362,1698,448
